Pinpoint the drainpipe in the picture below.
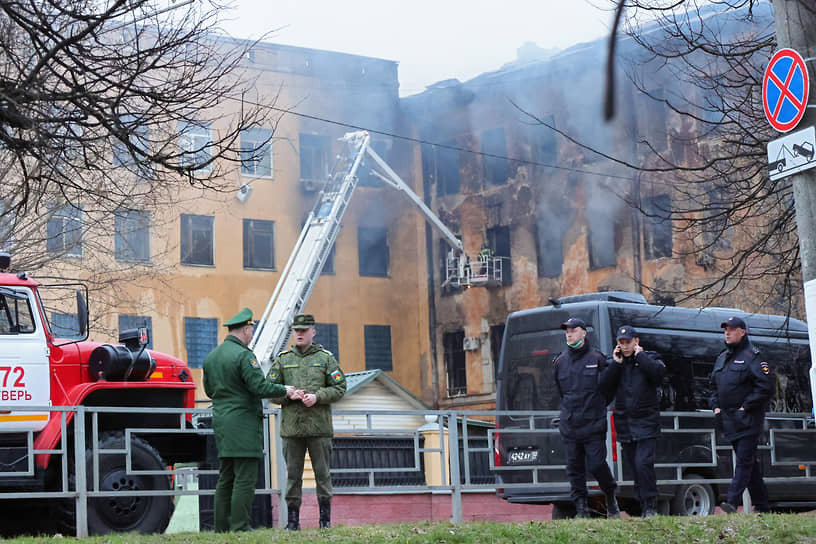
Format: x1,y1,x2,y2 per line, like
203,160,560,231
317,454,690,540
631,171,643,294
424,145,440,409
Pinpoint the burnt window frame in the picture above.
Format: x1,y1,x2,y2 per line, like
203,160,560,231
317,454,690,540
358,226,389,277
299,133,331,183
481,127,509,185
443,330,467,397
643,194,673,260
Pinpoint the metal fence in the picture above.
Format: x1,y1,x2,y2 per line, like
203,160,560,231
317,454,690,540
0,406,814,537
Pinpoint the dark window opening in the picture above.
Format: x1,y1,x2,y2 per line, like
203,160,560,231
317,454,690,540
299,133,330,182
315,323,339,360
359,139,391,188
358,227,389,277
486,225,512,285
184,317,218,369
587,187,617,269
533,117,557,165
645,87,668,152
482,128,508,185
243,219,275,270
364,325,392,371
490,324,505,382
422,140,461,197
443,331,466,397
115,209,150,263
180,214,214,266
643,194,672,260
118,314,153,349
535,219,562,278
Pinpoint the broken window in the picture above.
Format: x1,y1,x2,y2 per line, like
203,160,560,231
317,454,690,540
364,324,392,371
587,187,617,269
46,205,83,257
443,330,466,397
533,116,557,165
486,225,512,285
535,218,563,278
422,140,461,196
358,138,391,188
643,194,673,260
180,214,214,266
481,128,509,185
299,133,330,182
115,209,150,263
490,323,505,382
243,219,275,270
315,322,339,360
358,226,389,277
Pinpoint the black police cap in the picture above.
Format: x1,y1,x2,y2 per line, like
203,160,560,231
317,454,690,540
560,317,587,330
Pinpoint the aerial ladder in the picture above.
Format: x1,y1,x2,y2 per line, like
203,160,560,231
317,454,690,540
249,130,475,367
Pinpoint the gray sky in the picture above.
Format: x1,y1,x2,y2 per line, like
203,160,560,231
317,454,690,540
219,0,613,96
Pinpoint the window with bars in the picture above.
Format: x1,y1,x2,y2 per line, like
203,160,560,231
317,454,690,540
184,317,218,368
178,121,213,172
358,227,389,277
364,325,392,371
180,214,214,266
115,209,150,263
118,314,153,349
241,127,273,178
443,331,466,397
315,322,339,360
46,205,83,257
243,219,275,270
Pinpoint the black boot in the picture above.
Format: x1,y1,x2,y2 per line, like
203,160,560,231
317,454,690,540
642,497,658,518
574,497,589,518
605,491,620,518
318,499,331,529
285,505,300,531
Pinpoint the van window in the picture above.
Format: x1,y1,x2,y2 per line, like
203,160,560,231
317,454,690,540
500,326,599,411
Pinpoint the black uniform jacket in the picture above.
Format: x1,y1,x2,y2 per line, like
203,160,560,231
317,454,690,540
607,350,666,442
554,342,617,442
709,336,773,441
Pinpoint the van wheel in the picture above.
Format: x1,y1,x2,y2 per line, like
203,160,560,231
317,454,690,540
551,502,575,519
670,474,715,516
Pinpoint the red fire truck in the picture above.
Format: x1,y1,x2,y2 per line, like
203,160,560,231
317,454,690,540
0,253,205,535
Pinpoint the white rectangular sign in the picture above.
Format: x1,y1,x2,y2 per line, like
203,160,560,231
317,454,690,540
767,125,816,181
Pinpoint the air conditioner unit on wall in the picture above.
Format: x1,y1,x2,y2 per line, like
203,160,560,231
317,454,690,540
236,183,252,203
463,336,481,351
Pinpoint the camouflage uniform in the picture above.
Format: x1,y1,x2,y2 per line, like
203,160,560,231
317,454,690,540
268,314,346,529
203,307,288,532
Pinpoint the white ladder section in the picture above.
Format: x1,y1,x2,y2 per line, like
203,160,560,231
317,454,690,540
250,131,371,367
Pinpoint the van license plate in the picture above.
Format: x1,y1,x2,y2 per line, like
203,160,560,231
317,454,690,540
507,450,539,464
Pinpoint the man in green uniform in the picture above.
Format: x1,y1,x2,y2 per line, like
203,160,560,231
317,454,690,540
268,314,347,530
203,307,298,532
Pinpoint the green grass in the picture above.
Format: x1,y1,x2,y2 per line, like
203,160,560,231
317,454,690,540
5,513,816,544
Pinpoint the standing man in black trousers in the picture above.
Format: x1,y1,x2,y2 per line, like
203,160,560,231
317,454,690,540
710,316,773,513
554,317,620,518
608,325,666,517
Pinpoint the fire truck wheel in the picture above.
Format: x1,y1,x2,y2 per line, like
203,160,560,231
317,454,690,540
669,474,715,516
83,432,175,535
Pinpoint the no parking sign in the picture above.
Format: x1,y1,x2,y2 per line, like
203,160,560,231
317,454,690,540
763,48,810,133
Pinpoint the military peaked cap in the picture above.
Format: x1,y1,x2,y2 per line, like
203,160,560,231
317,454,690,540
224,307,254,327
291,314,315,329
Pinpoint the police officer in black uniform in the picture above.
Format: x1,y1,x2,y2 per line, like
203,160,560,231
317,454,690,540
608,325,666,517
709,316,773,513
554,317,620,518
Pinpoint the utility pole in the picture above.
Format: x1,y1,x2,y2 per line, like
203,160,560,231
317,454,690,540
771,0,816,418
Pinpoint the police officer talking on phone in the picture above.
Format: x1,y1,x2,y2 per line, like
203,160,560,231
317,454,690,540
554,317,620,518
710,316,773,514
608,326,666,517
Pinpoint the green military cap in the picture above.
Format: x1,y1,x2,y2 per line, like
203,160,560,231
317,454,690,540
291,313,315,329
224,307,254,327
